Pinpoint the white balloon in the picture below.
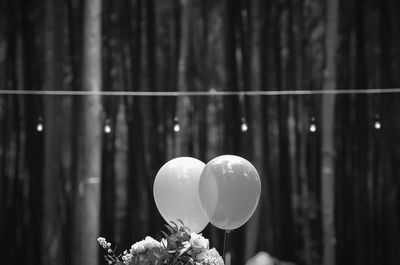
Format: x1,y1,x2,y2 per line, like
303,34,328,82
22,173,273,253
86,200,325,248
198,155,261,230
153,157,209,233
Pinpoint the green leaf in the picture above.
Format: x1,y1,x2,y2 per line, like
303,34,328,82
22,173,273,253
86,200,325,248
178,247,190,257
170,220,179,230
169,235,178,242
161,231,170,240
164,224,175,235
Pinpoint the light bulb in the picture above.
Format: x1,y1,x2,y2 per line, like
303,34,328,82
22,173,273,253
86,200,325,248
241,118,248,132
309,117,316,132
37,123,43,132
173,117,180,132
104,124,111,134
104,119,111,134
36,117,43,132
173,123,180,132
374,114,381,130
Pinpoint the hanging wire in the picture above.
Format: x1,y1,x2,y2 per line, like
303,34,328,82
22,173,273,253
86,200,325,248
2,88,400,96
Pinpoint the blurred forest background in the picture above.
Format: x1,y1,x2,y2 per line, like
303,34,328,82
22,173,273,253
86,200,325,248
1,0,400,265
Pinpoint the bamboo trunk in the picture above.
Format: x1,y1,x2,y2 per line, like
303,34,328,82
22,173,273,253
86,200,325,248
321,0,338,264
71,0,102,264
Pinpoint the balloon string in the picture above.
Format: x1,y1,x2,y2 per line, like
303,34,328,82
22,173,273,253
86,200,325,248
222,230,228,262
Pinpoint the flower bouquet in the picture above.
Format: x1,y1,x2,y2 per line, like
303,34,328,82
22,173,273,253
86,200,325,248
98,220,224,265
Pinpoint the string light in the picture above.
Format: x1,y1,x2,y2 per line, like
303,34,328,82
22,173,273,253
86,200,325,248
104,118,111,134
36,117,43,132
240,117,248,132
173,117,180,132
374,114,381,130
309,117,317,133
2,88,400,96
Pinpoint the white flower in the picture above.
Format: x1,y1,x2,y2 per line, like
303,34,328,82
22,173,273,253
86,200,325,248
182,241,191,249
196,250,208,260
142,236,161,249
215,256,225,265
208,248,223,262
97,237,109,249
122,252,133,264
190,232,209,250
130,241,146,254
196,248,224,265
130,236,161,254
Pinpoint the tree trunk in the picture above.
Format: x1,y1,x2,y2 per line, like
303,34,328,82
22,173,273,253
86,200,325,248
175,0,191,156
321,0,338,264
245,0,263,260
71,0,102,265
42,0,67,264
113,100,129,242
125,0,151,242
